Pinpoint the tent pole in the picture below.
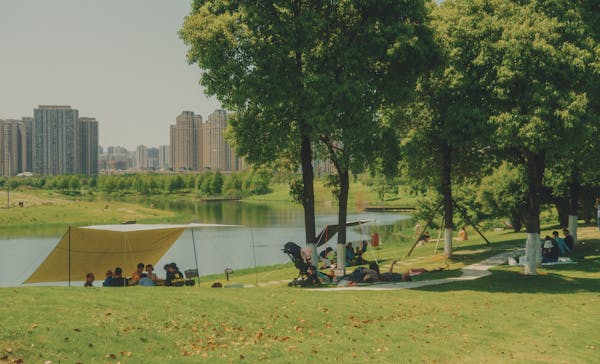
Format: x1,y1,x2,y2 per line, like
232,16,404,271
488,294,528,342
123,235,127,282
360,222,378,265
250,225,258,287
191,228,200,286
453,199,491,245
68,226,71,287
407,201,443,257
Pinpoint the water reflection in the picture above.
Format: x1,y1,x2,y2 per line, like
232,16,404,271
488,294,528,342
0,200,413,286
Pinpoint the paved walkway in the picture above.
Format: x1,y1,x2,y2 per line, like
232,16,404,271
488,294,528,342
309,250,521,292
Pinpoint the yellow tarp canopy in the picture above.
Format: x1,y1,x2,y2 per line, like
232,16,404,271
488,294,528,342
25,223,232,284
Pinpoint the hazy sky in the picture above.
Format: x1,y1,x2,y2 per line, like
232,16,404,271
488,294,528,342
0,0,220,149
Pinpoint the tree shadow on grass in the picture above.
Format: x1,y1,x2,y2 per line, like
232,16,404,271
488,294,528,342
412,246,600,295
414,268,600,294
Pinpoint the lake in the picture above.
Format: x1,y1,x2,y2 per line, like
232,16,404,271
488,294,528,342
0,200,412,286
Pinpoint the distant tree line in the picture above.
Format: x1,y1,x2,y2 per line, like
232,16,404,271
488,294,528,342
0,169,272,197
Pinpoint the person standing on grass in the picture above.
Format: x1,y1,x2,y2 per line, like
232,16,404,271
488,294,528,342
562,228,575,252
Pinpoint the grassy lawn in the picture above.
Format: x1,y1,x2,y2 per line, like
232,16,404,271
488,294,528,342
0,189,179,234
1,226,598,363
245,180,421,209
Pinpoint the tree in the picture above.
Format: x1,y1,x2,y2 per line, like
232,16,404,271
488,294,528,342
305,0,438,270
210,171,224,195
396,0,493,258
443,0,596,274
181,1,329,264
478,163,528,232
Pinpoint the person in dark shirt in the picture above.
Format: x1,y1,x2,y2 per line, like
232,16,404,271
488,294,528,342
165,263,185,287
541,236,559,263
563,228,574,251
84,272,94,287
110,267,128,287
103,270,114,287
302,265,321,287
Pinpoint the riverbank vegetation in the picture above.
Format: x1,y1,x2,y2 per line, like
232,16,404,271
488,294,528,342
0,169,273,200
1,226,598,363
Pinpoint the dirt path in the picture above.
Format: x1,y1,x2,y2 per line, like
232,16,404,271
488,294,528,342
310,250,521,291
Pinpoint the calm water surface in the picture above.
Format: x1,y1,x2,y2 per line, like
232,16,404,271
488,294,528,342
0,200,411,286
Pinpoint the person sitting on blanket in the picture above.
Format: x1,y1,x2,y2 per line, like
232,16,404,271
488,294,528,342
302,265,321,287
165,263,186,287
354,242,369,265
145,264,159,282
130,262,145,285
562,228,574,251
319,247,334,269
103,270,113,287
110,267,128,287
552,231,571,255
541,236,559,263
84,272,94,287
138,273,155,287
345,243,355,265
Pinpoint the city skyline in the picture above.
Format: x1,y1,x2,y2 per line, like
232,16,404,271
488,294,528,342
0,0,220,149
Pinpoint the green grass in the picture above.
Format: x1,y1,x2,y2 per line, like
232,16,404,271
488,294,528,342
0,189,182,235
245,180,421,208
1,226,598,363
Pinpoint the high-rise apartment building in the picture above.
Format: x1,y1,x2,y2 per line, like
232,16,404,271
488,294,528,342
170,111,202,171
30,106,98,176
203,109,243,171
79,117,99,175
147,147,159,170
32,105,80,175
21,117,33,172
99,146,132,171
0,119,26,177
158,145,170,171
168,109,243,172
135,145,148,170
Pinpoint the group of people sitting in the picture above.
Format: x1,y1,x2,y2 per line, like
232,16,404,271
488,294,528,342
83,262,195,287
317,241,369,269
302,261,409,287
541,228,575,263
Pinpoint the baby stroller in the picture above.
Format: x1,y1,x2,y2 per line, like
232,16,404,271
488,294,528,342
282,242,309,286
282,242,330,287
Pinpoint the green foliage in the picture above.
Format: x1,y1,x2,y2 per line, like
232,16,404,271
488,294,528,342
477,164,528,232
3,171,273,199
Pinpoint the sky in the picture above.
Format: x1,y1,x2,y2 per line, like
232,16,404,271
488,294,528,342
0,0,220,149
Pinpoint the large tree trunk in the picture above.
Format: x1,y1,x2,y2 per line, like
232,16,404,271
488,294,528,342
554,198,569,227
336,168,350,273
524,151,545,275
442,142,453,258
300,134,318,267
568,166,579,244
